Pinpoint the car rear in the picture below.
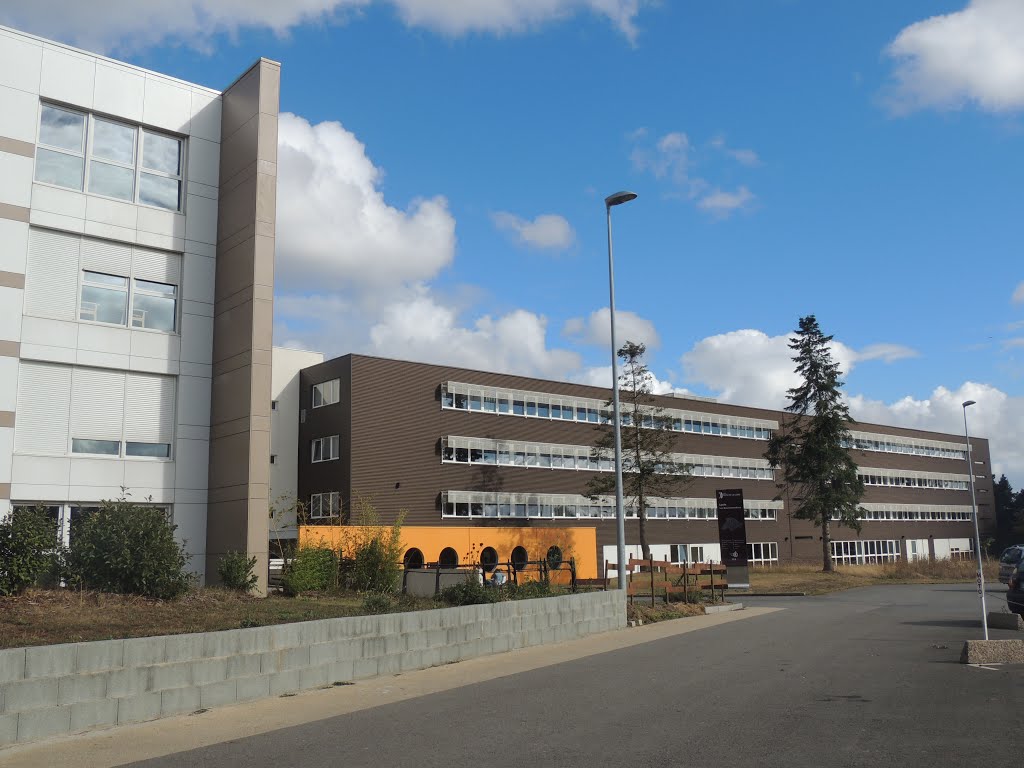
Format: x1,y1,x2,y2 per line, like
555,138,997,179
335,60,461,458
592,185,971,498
1008,562,1024,615
999,546,1024,585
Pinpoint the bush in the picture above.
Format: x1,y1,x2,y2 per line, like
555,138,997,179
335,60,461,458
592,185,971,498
66,497,191,599
217,551,258,592
506,580,557,600
361,592,394,614
0,506,60,596
282,546,337,595
438,578,500,606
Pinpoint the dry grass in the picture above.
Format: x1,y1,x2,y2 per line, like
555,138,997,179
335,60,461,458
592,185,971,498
735,559,1000,596
627,601,705,624
0,588,436,649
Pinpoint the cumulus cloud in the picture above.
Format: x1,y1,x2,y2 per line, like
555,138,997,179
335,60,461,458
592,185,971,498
883,0,1024,113
492,212,576,251
0,0,645,52
856,343,920,363
275,113,456,289
697,186,755,217
574,364,690,396
1013,281,1024,304
631,131,694,186
562,308,660,350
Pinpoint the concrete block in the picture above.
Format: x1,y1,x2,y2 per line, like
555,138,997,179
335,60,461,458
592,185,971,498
279,647,310,671
420,610,442,631
405,631,428,651
235,675,270,702
961,639,1024,664
226,653,262,679
164,633,206,662
439,645,459,665
0,713,17,747
0,648,26,684
199,680,237,709
57,672,107,705
25,644,76,679
384,634,406,655
298,664,330,691
150,661,195,691
329,660,354,683
362,637,386,658
123,637,166,667
352,658,378,680
420,647,442,668
327,618,357,640
106,668,148,698
161,686,201,716
399,612,422,634
204,629,242,659
299,620,331,646
76,640,124,673
259,651,280,674
399,651,423,673
336,639,363,662
270,623,302,649
191,658,229,686
16,706,71,742
268,669,301,696
492,635,511,654
424,629,445,648
70,699,118,732
4,678,58,711
988,612,1024,631
117,692,163,724
237,627,274,655
309,642,340,666
376,655,401,677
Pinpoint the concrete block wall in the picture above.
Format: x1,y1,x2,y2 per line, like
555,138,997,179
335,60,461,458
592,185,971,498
0,590,626,747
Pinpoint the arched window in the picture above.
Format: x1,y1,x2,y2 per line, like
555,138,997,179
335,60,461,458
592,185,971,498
438,547,459,567
511,546,528,570
403,548,424,569
479,547,499,573
546,545,563,570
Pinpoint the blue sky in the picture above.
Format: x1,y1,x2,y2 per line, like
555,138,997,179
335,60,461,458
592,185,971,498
3,0,1022,482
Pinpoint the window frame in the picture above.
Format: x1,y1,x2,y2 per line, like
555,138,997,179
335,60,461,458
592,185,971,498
311,435,340,463
77,269,179,335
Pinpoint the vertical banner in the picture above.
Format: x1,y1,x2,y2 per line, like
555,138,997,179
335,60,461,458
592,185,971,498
716,488,750,588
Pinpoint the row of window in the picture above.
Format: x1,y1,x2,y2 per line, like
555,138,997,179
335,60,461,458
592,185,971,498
13,503,171,548
858,470,969,491
80,270,177,332
312,379,340,408
441,436,775,480
830,540,901,565
311,436,340,463
843,432,966,461
747,542,779,564
831,505,974,522
441,491,782,521
442,381,778,440
71,439,170,458
36,104,185,212
310,491,341,519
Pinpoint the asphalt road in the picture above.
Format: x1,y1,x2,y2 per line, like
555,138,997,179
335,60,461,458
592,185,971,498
119,584,1023,768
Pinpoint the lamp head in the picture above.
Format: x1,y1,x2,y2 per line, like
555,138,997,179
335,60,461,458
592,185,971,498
963,400,977,408
605,190,638,208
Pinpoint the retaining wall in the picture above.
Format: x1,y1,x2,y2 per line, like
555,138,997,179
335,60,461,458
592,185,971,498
0,590,626,747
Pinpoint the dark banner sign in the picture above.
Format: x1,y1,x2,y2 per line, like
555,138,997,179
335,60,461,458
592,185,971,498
716,488,748,567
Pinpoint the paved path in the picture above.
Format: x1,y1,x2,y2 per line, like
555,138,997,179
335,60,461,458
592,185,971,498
2,584,1021,768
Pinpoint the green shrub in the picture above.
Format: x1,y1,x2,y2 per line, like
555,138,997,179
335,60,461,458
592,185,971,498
282,546,337,595
343,499,404,593
437,577,499,606
0,506,60,596
361,592,393,614
217,551,258,592
66,497,191,599
506,580,557,600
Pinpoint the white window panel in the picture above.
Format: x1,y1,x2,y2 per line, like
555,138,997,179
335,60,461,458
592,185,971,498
24,228,80,321
15,361,72,454
124,373,175,443
80,236,132,276
132,245,181,284
71,367,125,442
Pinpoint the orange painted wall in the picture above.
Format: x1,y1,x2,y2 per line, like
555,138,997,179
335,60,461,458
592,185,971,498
299,525,598,580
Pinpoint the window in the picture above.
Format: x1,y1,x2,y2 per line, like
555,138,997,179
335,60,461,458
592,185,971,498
747,542,779,564
511,546,528,570
546,546,563,570
404,548,425,569
480,547,499,573
309,491,340,519
72,438,119,456
438,548,459,567
79,271,177,332
312,379,340,408
270,454,277,464
311,435,340,463
271,400,278,411
35,105,185,212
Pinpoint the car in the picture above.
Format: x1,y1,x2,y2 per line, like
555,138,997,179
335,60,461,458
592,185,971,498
1007,560,1024,615
999,546,1024,585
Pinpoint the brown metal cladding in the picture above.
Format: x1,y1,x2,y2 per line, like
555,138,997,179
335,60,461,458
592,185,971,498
296,354,996,562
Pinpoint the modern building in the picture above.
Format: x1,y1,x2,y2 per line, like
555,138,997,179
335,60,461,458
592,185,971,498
0,25,279,590
295,354,995,576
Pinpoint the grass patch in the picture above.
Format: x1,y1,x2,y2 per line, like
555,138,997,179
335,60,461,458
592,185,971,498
0,587,438,649
626,601,706,625
733,559,1000,596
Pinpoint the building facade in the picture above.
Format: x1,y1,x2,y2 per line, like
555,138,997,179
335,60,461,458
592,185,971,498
297,354,995,575
0,25,279,590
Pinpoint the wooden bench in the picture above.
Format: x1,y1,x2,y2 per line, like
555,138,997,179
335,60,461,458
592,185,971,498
609,558,729,605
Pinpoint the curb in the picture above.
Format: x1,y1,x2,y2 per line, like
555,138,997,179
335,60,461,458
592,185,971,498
728,592,807,597
987,612,1024,631
704,603,743,615
960,639,1024,664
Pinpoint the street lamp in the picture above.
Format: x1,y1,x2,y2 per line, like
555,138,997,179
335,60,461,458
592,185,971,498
605,190,637,589
962,399,988,640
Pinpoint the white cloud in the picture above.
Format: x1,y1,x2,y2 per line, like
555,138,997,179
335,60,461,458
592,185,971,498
491,212,576,251
275,113,456,290
575,364,689,396
856,343,920,363
562,308,661,350
710,136,760,166
0,0,645,52
631,131,694,186
884,0,1024,113
1013,281,1024,304
697,186,755,217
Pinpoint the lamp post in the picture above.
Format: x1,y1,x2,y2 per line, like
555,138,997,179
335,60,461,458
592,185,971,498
962,399,988,640
605,190,637,589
